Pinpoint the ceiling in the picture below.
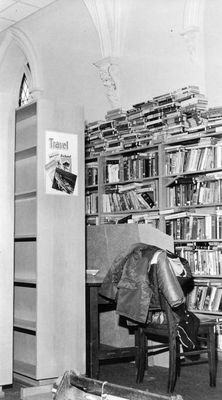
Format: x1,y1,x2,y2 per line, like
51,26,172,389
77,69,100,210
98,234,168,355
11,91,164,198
0,0,57,33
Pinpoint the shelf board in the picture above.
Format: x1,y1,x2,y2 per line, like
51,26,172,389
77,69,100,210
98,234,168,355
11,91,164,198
165,167,222,179
174,239,222,243
85,185,98,190
165,131,222,145
104,177,159,186
190,310,222,317
15,146,37,161
14,277,36,285
163,204,222,213
14,318,36,332
13,359,36,379
100,144,159,157
15,190,37,200
193,275,222,279
101,209,159,215
14,234,36,241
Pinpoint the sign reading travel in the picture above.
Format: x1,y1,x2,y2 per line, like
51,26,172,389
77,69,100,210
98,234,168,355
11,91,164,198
45,131,78,195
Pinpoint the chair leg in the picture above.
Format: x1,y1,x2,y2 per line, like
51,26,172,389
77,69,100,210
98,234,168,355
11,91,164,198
176,340,181,378
168,332,177,393
208,325,216,387
135,327,147,383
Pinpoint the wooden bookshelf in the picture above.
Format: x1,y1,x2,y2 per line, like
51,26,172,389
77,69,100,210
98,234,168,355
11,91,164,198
85,145,161,227
162,133,222,324
14,99,85,383
85,86,222,351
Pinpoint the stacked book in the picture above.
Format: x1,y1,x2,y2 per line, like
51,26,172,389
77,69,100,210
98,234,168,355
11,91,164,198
85,120,105,157
206,106,222,135
85,85,210,156
126,101,157,147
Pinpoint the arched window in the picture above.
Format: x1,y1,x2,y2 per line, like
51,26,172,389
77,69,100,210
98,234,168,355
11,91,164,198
18,63,33,107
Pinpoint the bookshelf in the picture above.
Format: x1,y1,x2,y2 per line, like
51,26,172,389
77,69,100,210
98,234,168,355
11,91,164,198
85,85,222,352
85,145,162,227
14,100,85,384
163,132,222,321
161,109,222,357
85,156,99,225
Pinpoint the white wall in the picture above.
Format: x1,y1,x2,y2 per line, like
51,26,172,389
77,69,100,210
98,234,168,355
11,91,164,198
8,0,107,121
1,0,221,121
204,0,222,107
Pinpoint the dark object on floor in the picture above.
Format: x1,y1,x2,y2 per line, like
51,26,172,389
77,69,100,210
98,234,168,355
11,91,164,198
54,370,184,400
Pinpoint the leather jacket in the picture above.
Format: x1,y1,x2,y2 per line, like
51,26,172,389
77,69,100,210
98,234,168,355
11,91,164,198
100,243,185,324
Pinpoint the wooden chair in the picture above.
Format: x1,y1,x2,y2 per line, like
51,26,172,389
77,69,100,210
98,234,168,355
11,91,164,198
135,293,217,393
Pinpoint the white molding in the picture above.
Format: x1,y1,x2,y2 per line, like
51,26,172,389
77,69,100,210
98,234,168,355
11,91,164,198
9,27,43,96
0,31,11,68
181,0,205,64
83,0,131,58
83,0,132,108
0,26,43,98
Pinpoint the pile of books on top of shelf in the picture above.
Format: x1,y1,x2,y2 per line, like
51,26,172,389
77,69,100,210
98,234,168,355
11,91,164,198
206,106,222,135
85,85,209,157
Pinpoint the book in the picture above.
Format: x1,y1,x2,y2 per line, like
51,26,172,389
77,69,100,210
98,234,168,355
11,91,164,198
195,285,208,310
203,285,214,310
208,285,221,311
137,189,155,208
212,287,222,311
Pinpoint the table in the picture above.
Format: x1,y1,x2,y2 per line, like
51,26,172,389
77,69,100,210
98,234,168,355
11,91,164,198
86,275,136,379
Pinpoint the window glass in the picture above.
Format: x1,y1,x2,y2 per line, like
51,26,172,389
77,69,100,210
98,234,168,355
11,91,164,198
18,64,33,107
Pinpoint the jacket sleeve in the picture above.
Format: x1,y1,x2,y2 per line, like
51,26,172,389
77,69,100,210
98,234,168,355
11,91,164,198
156,251,185,308
99,248,130,301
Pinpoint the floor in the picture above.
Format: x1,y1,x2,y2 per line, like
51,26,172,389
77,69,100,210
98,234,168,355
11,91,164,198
3,360,222,399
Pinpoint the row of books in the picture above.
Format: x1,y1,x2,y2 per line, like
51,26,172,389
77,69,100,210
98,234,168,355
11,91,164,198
165,139,222,176
104,151,159,184
85,191,98,215
166,174,222,208
85,85,209,157
177,247,222,276
187,281,222,312
102,182,158,213
165,211,217,241
206,106,222,135
85,161,98,186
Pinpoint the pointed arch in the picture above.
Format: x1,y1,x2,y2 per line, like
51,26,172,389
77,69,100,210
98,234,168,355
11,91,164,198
10,27,43,98
0,26,43,98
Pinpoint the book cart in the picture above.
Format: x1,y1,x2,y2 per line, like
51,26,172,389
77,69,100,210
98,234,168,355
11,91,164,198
85,85,222,353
